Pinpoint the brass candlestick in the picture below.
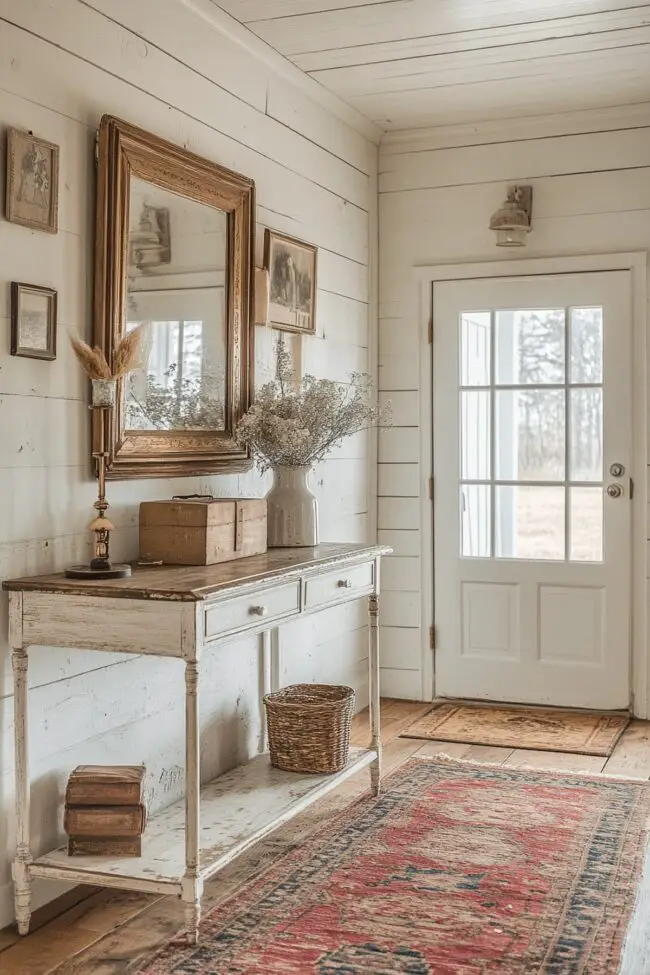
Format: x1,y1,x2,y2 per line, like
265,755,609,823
65,379,131,580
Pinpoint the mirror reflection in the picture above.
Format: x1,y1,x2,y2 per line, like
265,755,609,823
124,176,228,432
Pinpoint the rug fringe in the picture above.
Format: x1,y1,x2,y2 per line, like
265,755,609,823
409,752,650,784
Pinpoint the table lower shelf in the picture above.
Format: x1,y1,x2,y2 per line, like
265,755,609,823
30,747,377,895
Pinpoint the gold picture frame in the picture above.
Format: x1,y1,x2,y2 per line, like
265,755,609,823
94,116,256,480
6,129,59,234
11,282,57,360
264,229,317,334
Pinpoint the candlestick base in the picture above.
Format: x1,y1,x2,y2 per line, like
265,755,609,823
65,563,132,580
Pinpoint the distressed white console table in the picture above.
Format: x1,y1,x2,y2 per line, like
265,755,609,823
4,542,389,943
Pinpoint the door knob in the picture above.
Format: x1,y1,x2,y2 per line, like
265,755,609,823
606,483,623,499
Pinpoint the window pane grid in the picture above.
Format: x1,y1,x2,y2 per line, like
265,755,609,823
564,306,571,559
459,306,604,562
460,383,601,392
489,310,497,559
461,480,604,488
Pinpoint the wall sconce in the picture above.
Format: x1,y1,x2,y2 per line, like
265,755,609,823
489,185,533,247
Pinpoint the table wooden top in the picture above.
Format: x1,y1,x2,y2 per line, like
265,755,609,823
2,543,390,602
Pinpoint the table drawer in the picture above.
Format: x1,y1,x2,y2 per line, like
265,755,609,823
205,582,301,639
305,562,374,611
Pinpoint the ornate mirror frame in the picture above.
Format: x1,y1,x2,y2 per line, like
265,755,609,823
94,115,255,479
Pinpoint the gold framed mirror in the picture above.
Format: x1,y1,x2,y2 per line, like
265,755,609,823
93,116,255,479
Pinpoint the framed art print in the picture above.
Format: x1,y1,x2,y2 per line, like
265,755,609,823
11,282,57,360
264,229,317,334
6,128,59,234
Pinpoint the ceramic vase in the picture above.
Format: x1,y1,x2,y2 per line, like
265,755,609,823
266,465,319,547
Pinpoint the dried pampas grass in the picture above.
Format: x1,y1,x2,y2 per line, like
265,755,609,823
114,323,146,377
69,324,147,381
69,334,112,380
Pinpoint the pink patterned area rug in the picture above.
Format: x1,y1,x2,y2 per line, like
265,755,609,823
137,757,650,974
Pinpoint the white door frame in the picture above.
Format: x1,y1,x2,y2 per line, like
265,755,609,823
414,253,648,716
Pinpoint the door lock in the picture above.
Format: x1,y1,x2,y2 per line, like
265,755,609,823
606,483,624,499
610,463,625,477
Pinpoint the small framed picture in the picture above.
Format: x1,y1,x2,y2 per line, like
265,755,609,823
264,229,317,334
11,282,57,360
6,128,59,234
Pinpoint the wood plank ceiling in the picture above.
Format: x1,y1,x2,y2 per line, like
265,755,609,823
214,0,650,130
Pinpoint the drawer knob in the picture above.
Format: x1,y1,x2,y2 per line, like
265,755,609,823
337,579,353,589
250,605,268,617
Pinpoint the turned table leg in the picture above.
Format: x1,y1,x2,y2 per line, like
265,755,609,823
12,644,32,935
368,587,382,796
182,883,202,945
183,658,202,944
260,627,281,754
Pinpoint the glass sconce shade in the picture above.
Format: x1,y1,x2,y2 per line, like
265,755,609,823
489,185,533,248
494,227,529,247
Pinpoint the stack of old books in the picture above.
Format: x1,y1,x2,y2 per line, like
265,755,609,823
64,765,147,857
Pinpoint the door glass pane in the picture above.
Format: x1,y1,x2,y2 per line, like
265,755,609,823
461,391,490,479
570,307,603,383
495,486,565,560
495,309,565,385
461,485,491,557
570,388,603,481
570,487,603,562
495,390,565,481
460,312,491,386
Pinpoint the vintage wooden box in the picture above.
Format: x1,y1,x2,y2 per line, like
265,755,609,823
139,497,267,566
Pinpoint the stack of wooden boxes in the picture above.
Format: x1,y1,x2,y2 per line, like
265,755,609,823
64,765,147,856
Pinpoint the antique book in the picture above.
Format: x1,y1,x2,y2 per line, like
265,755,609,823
67,836,141,857
65,765,146,806
64,804,147,837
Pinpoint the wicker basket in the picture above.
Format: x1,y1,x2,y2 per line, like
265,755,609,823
264,683,355,774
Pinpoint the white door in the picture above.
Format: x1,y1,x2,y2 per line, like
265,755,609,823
433,272,632,709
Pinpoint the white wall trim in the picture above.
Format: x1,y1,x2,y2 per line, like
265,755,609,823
418,280,434,701
417,252,648,716
178,0,383,145
368,149,380,543
381,103,650,155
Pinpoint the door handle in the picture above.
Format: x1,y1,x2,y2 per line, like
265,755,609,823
606,483,624,499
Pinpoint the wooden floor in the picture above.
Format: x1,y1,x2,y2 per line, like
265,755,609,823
1,699,650,974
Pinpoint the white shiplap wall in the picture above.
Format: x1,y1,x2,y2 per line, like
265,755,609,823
378,104,650,700
0,0,378,927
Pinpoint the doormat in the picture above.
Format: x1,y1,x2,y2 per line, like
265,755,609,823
136,756,650,974
400,702,630,755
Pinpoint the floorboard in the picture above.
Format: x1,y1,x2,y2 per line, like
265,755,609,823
0,891,159,975
505,749,607,773
459,744,514,763
0,886,97,954
0,699,647,974
602,719,650,777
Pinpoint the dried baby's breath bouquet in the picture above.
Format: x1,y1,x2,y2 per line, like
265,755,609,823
236,338,389,473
